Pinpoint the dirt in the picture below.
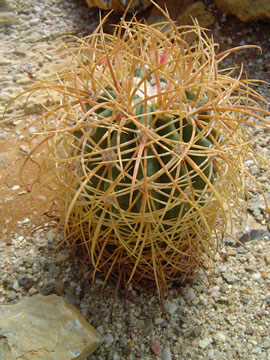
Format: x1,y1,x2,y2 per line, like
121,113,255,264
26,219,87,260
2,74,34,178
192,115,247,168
0,123,54,234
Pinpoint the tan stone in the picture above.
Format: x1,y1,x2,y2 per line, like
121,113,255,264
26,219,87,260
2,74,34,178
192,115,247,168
0,13,19,26
214,0,270,22
0,294,103,360
85,0,151,12
176,1,214,28
84,0,214,28
150,0,193,19
148,1,214,30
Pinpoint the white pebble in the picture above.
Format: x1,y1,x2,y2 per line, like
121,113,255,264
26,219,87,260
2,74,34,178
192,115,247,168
28,127,37,134
208,349,215,360
37,195,47,201
252,273,261,281
162,347,172,360
215,332,226,342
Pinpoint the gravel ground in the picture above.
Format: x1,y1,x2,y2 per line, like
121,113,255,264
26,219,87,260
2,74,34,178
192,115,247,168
0,1,270,359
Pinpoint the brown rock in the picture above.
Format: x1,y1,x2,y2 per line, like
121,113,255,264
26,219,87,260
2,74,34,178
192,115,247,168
54,280,65,295
2,238,13,245
240,288,253,295
176,1,214,27
22,278,34,290
84,0,214,29
244,327,254,335
150,342,161,355
85,0,151,12
226,248,237,257
150,0,193,19
149,1,214,28
214,0,270,22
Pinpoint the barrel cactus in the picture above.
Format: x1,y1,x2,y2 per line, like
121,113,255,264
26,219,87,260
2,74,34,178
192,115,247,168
12,12,270,298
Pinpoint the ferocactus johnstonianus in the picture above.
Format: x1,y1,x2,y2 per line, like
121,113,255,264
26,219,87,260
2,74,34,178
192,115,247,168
9,8,270,299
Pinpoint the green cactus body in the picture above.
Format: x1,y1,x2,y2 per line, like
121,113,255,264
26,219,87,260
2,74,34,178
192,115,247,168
77,68,218,224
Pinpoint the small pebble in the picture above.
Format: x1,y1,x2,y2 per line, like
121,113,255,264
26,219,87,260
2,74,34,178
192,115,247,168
23,277,34,290
3,238,12,245
54,280,64,295
222,272,239,284
28,287,38,295
215,333,226,342
252,347,261,354
245,328,254,335
198,337,212,350
96,325,104,335
164,301,177,315
104,333,114,345
208,349,215,360
187,325,203,338
40,283,55,295
12,280,20,292
144,317,153,332
39,256,48,267
0,132,7,140
48,264,59,278
29,17,40,26
7,290,17,300
150,342,161,356
162,347,172,360
183,288,196,302
37,195,47,201
154,317,164,325
252,273,261,281
118,336,128,348
240,295,249,305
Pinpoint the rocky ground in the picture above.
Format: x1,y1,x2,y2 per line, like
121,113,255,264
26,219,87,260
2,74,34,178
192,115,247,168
0,0,270,359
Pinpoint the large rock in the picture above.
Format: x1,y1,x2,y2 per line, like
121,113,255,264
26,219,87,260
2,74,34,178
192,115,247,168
0,294,103,360
149,1,214,28
214,0,270,22
85,0,214,28
85,0,152,12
